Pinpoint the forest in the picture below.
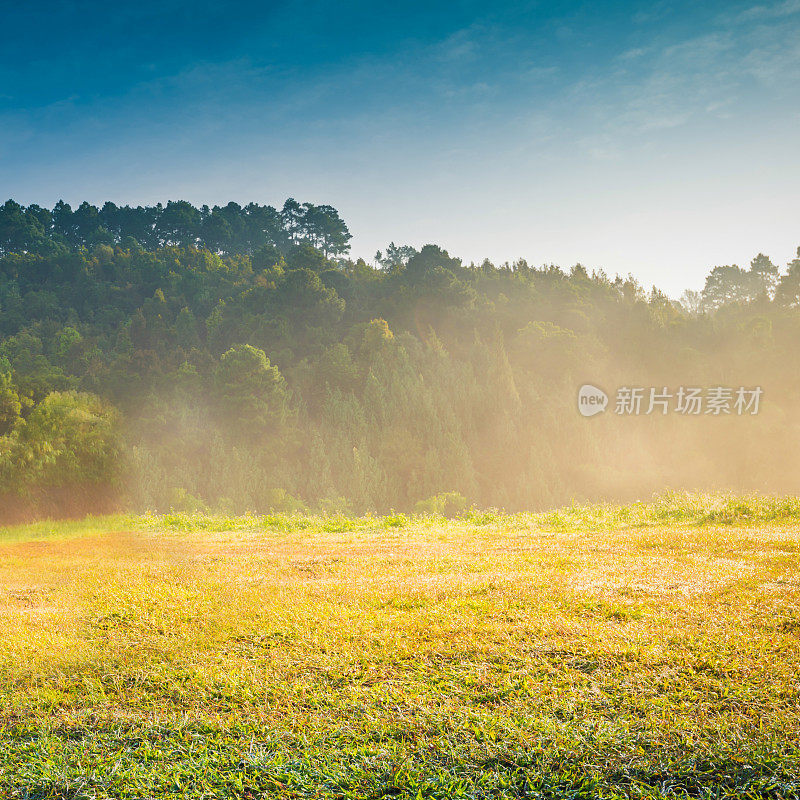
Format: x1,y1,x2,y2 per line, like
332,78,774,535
1,197,799,521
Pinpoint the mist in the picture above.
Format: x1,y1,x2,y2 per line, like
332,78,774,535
1,199,798,521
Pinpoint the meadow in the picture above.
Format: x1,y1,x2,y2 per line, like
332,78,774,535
1,493,799,799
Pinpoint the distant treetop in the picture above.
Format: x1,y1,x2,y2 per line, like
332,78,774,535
0,198,352,258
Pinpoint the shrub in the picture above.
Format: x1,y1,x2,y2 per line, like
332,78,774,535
414,491,468,518
0,391,120,492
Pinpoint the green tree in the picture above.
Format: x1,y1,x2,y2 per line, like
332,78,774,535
156,201,201,247
701,264,754,309
214,344,288,428
775,248,800,307
376,242,418,269
301,204,352,256
405,244,461,278
175,307,201,350
749,253,779,297
0,371,22,436
2,391,120,490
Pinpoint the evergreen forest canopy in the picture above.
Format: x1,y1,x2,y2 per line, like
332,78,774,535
1,197,799,522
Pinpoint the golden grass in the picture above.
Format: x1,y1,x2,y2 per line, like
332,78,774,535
1,497,799,797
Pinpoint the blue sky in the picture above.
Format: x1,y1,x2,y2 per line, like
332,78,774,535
1,0,799,294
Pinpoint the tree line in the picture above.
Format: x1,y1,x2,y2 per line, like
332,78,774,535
1,197,799,521
0,198,352,258
684,251,800,310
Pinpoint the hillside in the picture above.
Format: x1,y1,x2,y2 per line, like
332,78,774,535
2,199,800,520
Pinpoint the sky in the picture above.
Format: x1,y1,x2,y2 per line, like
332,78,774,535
1,0,799,295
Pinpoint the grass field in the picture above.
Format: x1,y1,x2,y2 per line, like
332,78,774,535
1,493,799,799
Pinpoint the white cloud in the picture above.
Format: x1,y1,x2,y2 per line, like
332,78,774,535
736,0,800,21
